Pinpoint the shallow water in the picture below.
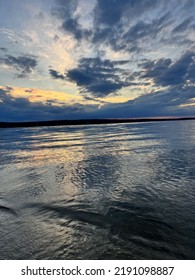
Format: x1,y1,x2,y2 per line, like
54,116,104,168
0,120,195,259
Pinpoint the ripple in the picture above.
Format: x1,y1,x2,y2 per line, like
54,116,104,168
1,121,195,259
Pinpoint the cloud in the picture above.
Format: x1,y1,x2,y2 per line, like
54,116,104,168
49,69,65,80
52,0,92,41
51,0,194,57
1,0,195,121
25,89,33,93
52,0,162,49
0,87,98,122
64,50,194,100
66,57,132,97
0,88,11,103
91,0,167,53
93,0,158,27
52,0,78,18
172,17,193,33
61,17,92,41
161,35,194,48
1,84,195,122
141,51,195,87
93,0,129,26
0,55,37,78
93,86,195,118
0,47,8,52
120,13,171,52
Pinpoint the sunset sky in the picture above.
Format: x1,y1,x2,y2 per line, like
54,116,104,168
0,0,194,121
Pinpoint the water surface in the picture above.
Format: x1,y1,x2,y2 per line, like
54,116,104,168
0,120,195,259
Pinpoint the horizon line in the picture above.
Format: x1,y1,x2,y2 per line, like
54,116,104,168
1,116,195,128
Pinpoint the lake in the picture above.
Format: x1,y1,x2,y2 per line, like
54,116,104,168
0,120,195,259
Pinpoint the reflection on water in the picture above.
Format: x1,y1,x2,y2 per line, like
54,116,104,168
0,121,195,259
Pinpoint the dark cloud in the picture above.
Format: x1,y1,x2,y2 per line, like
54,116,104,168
0,47,8,52
1,0,194,122
141,51,195,87
121,13,171,51
93,0,158,27
186,57,195,84
93,0,129,26
1,83,195,122
96,5,171,54
91,0,166,52
52,0,91,41
83,95,108,104
0,88,33,117
182,0,195,10
0,88,11,103
161,35,194,48
140,58,172,81
92,86,195,119
53,35,60,41
0,87,98,122
0,55,37,78
52,0,194,56
61,17,92,41
25,89,33,93
49,69,65,80
129,86,195,117
52,0,161,47
66,57,132,98
172,17,193,33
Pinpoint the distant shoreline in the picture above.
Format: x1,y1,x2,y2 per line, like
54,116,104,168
0,117,195,128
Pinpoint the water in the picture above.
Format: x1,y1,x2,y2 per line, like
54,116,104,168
0,120,195,260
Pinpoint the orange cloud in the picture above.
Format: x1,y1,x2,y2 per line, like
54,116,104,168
0,86,84,106
0,85,132,106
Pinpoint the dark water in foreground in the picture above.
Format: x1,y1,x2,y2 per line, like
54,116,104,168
0,120,195,260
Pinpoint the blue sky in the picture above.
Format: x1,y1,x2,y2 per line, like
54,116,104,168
0,0,194,121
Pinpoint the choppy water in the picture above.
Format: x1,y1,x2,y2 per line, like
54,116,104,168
0,120,195,259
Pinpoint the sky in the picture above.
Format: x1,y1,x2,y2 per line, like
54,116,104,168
0,0,194,122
